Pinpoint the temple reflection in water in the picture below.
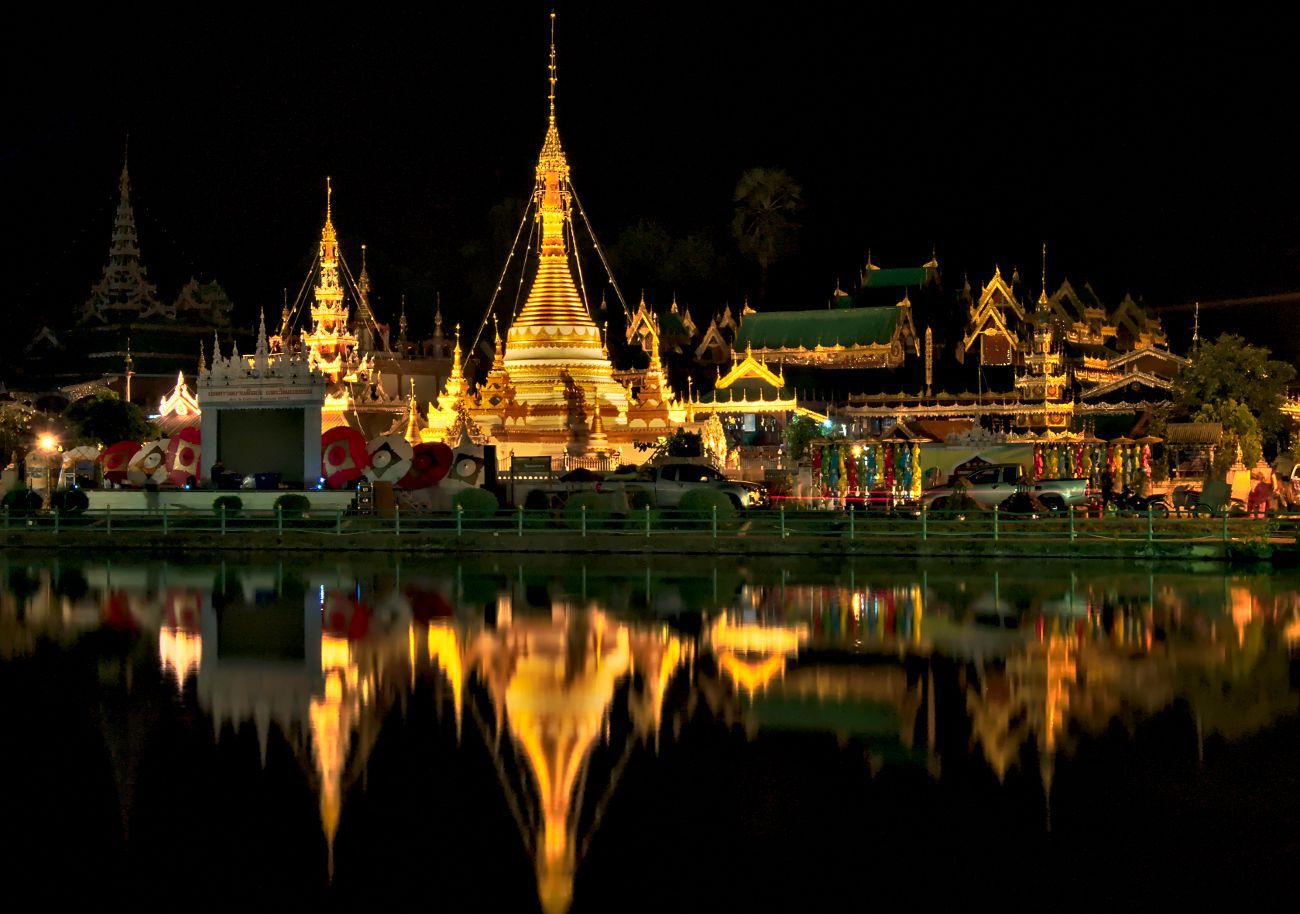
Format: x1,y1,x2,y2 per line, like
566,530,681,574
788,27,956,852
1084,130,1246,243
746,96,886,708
2,555,1299,912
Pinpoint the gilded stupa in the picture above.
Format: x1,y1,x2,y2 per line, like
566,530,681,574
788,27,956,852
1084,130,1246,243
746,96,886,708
421,15,696,463
500,18,629,425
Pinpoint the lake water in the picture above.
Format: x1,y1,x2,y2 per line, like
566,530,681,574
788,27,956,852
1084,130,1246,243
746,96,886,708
1,552,1298,911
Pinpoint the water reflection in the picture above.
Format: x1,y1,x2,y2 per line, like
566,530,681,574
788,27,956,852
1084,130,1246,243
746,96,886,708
2,555,1299,910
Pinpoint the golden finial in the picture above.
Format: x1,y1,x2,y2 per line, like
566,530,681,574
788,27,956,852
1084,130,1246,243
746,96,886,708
548,11,557,126
326,176,333,222
1041,242,1047,293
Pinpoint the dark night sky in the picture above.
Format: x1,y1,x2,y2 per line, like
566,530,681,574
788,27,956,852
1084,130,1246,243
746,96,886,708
4,4,1298,359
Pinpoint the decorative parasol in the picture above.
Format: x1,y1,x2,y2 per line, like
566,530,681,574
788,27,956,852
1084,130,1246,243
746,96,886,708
365,434,414,483
166,427,202,487
100,441,139,482
321,427,369,489
449,451,485,485
127,440,169,486
1111,436,1137,446
1136,435,1163,445
399,442,453,489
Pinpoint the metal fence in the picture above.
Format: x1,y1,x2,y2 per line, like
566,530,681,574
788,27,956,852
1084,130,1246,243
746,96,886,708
1,503,1290,544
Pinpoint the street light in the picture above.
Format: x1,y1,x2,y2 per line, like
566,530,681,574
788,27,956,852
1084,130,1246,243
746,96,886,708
36,433,60,509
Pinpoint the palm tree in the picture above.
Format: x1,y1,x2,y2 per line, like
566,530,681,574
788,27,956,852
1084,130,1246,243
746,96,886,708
730,167,802,302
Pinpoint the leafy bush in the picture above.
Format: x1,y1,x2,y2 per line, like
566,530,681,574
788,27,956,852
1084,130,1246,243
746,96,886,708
453,487,500,519
213,495,243,516
628,488,654,511
523,489,551,511
942,477,983,514
2,488,43,515
51,489,89,515
274,494,311,518
563,492,618,530
678,488,735,521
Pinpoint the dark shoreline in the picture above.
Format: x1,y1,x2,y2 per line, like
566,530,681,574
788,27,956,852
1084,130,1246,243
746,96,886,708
4,527,1287,565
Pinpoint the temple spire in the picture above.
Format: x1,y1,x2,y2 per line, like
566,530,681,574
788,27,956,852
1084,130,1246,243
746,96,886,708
1037,242,1050,310
548,11,558,127
82,148,162,321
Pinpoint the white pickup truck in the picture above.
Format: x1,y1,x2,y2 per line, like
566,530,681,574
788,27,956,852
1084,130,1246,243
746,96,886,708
921,464,1090,512
623,463,766,509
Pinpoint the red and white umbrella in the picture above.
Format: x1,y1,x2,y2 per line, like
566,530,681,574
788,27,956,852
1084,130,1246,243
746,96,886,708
100,441,139,483
365,434,414,483
166,427,202,487
399,442,453,489
127,441,169,486
321,427,369,489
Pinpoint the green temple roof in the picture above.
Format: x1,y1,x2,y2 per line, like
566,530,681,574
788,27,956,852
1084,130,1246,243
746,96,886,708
735,306,903,351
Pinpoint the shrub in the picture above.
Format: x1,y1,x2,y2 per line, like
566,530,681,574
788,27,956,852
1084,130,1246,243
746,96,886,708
628,488,654,511
943,476,983,514
274,494,312,518
453,487,500,519
523,488,550,511
2,488,43,515
677,488,735,527
563,492,617,530
212,495,243,516
50,488,89,515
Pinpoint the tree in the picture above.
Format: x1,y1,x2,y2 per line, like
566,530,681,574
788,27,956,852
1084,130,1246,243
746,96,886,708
64,390,154,446
1195,399,1262,478
1173,334,1295,446
731,167,802,301
0,402,36,466
783,415,821,461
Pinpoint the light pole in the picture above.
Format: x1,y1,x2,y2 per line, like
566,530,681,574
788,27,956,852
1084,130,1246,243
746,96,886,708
37,433,60,510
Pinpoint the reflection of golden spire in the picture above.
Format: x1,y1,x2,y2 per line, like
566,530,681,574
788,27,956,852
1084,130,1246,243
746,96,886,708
426,623,465,733
496,611,631,914
159,627,202,692
310,634,356,880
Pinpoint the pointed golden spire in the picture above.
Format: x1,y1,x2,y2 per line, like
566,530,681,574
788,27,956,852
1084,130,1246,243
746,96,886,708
1037,242,1050,308
405,379,421,445
548,11,558,128
451,323,463,378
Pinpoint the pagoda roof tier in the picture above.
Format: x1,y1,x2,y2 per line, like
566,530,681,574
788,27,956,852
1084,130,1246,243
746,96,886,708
1080,370,1174,399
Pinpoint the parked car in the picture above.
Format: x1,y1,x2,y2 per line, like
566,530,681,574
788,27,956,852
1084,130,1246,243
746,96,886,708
627,463,766,509
921,463,1089,512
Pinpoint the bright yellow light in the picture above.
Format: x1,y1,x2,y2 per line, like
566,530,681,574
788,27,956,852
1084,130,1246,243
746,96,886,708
38,434,59,453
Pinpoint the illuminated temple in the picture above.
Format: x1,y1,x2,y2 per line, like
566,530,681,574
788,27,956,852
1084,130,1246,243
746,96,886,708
420,21,702,465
